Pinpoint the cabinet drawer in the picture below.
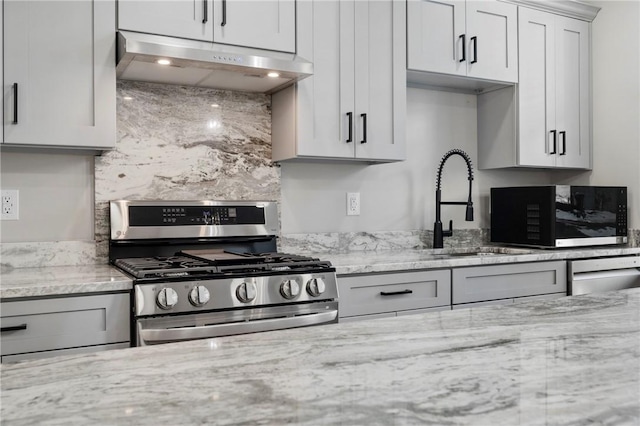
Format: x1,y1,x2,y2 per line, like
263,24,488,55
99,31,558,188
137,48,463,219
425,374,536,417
338,270,451,318
1,293,130,357
452,261,567,304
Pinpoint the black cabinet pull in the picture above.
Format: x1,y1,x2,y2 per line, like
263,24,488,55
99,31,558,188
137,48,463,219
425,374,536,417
202,0,208,24
12,83,18,124
1,324,27,333
471,36,478,64
221,0,226,26
550,130,557,154
346,112,353,143
380,289,413,296
559,131,567,155
459,34,466,63
360,113,367,144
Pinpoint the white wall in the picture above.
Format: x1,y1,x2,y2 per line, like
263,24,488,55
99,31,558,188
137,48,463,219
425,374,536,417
280,88,554,234
0,151,94,242
586,0,640,228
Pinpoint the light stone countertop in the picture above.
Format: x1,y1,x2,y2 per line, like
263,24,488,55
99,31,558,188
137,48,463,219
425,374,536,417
1,247,639,299
323,246,640,275
0,264,132,299
1,288,639,425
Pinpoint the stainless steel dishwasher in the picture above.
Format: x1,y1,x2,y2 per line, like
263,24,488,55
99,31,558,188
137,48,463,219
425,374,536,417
568,255,640,295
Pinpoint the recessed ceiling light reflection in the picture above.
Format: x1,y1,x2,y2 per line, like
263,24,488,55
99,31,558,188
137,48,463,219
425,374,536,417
156,59,172,66
211,104,220,108
267,72,280,78
123,96,133,101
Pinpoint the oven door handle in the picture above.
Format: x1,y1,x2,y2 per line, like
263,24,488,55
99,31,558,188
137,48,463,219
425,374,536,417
138,309,338,344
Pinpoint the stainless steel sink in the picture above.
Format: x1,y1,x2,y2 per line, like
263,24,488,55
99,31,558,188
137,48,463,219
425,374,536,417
429,247,534,258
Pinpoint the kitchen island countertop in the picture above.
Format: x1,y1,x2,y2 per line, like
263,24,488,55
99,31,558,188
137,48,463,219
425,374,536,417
1,288,639,425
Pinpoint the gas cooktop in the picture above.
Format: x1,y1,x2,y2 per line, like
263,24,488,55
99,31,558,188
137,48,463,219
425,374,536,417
114,251,333,280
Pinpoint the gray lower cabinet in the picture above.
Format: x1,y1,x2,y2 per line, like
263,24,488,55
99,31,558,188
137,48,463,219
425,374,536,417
0,293,130,363
337,270,451,322
452,261,567,307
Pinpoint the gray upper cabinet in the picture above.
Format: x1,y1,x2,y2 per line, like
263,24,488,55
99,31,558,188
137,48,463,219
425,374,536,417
118,0,214,42
407,0,518,89
118,0,295,53
271,0,406,163
2,0,116,150
478,5,593,170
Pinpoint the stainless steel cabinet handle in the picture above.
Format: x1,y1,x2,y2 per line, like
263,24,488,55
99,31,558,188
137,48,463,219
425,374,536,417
12,83,18,124
1,324,27,332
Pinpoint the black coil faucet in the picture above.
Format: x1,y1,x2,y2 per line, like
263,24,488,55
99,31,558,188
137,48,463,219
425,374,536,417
433,149,474,249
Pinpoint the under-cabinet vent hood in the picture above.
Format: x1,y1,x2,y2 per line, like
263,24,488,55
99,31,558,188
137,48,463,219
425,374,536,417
116,31,313,94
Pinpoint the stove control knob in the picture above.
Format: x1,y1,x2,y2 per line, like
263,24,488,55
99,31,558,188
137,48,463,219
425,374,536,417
306,277,326,297
189,285,210,307
236,282,257,303
280,279,300,300
156,287,178,310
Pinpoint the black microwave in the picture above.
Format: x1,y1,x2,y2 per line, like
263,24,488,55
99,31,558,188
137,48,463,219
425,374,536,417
490,185,628,248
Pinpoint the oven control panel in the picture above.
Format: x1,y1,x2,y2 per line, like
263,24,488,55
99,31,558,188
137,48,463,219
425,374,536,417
130,205,264,226
134,273,339,317
110,200,279,240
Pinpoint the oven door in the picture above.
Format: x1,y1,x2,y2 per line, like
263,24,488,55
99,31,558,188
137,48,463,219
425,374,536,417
136,301,338,346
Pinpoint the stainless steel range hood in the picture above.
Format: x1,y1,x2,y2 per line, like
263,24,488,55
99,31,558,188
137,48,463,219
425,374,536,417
116,31,313,94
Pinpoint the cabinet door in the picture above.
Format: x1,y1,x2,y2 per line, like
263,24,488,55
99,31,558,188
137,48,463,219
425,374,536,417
213,0,295,53
555,16,590,169
354,0,406,161
517,7,556,167
3,0,115,149
118,0,213,41
466,1,518,82
278,0,355,159
338,269,451,318
407,0,466,76
452,261,567,304
1,293,130,359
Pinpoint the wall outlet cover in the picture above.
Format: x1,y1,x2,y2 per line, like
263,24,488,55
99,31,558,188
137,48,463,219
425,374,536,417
347,192,360,216
1,189,19,220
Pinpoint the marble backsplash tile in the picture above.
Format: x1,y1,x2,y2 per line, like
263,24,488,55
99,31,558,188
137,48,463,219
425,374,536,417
93,81,281,263
279,229,489,254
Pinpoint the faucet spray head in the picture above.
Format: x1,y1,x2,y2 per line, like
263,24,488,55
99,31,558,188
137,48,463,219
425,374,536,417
465,203,474,221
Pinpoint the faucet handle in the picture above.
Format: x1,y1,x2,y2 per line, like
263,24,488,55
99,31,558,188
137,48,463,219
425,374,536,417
443,220,453,238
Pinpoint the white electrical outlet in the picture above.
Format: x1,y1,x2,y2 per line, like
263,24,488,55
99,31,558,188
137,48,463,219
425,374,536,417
347,192,360,216
1,190,19,220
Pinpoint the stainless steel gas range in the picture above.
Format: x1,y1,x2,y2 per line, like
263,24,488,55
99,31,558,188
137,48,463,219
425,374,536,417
109,200,338,346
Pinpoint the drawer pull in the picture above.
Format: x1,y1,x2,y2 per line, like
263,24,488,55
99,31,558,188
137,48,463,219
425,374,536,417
1,324,27,332
380,289,413,296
